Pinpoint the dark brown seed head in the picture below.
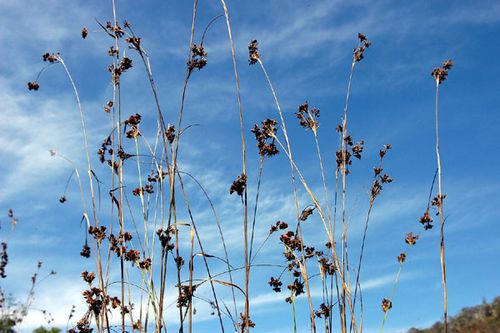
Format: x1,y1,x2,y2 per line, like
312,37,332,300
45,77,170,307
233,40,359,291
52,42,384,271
166,125,176,144
405,232,419,245
353,33,371,62
299,207,315,221
381,298,392,312
81,271,95,284
230,173,247,196
187,44,208,71
432,59,453,84
80,244,91,258
248,39,260,65
42,52,59,63
419,209,434,230
27,82,40,91
126,37,141,49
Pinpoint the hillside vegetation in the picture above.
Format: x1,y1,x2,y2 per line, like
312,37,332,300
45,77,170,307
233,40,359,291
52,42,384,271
408,297,500,333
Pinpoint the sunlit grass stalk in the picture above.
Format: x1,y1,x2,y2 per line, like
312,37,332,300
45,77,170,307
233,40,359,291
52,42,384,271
271,135,358,331
248,157,264,266
379,262,403,333
256,58,317,331
165,1,200,329
218,1,249,331
340,60,356,333
57,56,112,333
134,138,150,251
176,171,226,333
353,150,389,320
310,127,333,230
310,118,342,333
124,20,173,331
180,171,239,324
109,1,128,331
435,77,448,333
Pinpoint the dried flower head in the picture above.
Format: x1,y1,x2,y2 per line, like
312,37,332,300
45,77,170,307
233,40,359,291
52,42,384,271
175,256,185,268
138,258,151,270
89,226,107,242
105,21,124,38
120,57,133,71
405,232,419,246
353,33,371,62
81,271,95,284
0,242,7,278
315,303,331,318
42,52,60,63
299,206,315,221
318,256,335,275
432,59,453,84
248,39,260,64
251,119,279,157
269,220,288,234
108,46,119,57
27,81,40,91
187,44,207,71
379,144,392,159
125,113,142,139
397,252,406,263
81,27,88,39
104,100,113,113
287,279,305,297
419,209,433,230
238,313,256,330
381,298,392,312
80,244,91,258
268,277,282,292
177,284,196,308
126,37,141,50
431,194,446,208
280,231,302,252
157,227,175,251
380,174,393,184
370,179,382,201
230,173,247,196
125,249,140,262
295,102,320,130
166,125,176,144
7,209,17,229
118,147,132,160
351,140,365,159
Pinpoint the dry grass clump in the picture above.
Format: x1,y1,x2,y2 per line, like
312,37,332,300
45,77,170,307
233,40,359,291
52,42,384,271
20,1,455,333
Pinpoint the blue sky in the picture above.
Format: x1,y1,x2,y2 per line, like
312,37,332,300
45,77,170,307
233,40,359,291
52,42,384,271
1,0,500,332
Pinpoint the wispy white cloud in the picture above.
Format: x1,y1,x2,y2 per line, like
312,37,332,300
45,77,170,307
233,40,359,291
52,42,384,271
0,79,85,202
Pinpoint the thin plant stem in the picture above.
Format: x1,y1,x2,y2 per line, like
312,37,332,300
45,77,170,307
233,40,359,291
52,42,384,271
256,58,317,331
178,171,238,325
248,157,264,263
380,264,403,333
353,151,388,320
435,80,448,333
177,171,226,333
218,2,249,331
341,61,356,333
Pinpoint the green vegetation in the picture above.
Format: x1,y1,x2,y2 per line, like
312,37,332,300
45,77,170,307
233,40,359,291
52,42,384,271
408,297,500,333
33,327,61,333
